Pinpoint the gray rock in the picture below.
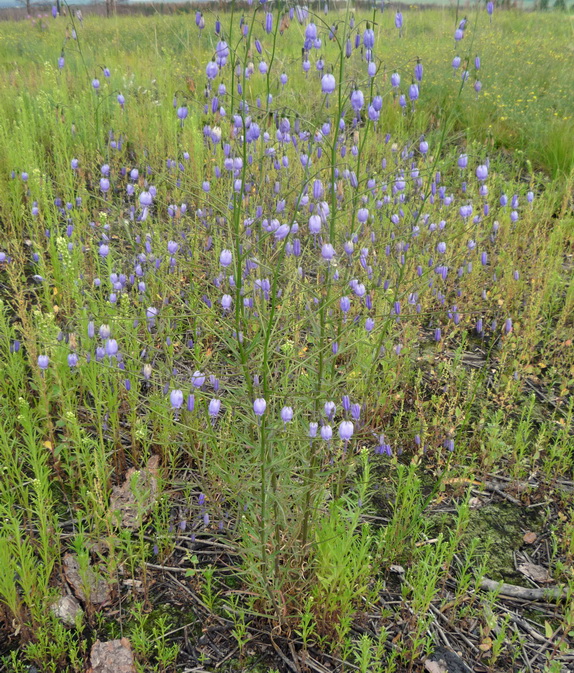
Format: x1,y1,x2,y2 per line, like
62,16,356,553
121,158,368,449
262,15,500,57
424,646,474,673
89,638,136,673
50,594,83,627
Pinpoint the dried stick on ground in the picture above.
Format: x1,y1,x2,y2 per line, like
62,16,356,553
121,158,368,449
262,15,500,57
480,578,568,602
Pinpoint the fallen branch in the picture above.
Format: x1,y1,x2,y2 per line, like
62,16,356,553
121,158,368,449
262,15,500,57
480,578,568,602
482,481,522,505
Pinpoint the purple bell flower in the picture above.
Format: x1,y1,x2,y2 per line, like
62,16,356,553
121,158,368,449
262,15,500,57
309,215,322,234
363,27,375,49
324,401,336,420
350,89,364,111
357,208,369,223
192,371,206,388
139,191,153,207
321,425,333,441
209,399,221,418
254,398,267,416
170,390,184,410
220,249,232,267
321,243,335,261
206,61,219,80
305,22,317,40
368,105,379,122
321,73,336,94
339,421,354,441
105,339,118,357
476,165,488,181
415,61,423,82
345,39,352,58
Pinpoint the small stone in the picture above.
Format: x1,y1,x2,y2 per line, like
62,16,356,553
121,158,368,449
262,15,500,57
90,638,136,673
425,646,474,673
389,564,405,574
425,660,448,673
110,455,159,530
50,594,83,627
517,561,552,584
523,531,537,544
63,553,112,605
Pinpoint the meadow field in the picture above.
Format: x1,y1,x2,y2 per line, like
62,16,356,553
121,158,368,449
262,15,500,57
0,3,573,672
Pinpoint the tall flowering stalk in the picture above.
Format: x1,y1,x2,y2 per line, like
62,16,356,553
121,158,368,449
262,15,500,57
360,6,484,416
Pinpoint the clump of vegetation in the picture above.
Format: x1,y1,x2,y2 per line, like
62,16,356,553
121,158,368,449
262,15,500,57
0,2,572,672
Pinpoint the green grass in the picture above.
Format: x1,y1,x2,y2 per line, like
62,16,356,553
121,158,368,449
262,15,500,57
0,4,573,673
0,9,572,175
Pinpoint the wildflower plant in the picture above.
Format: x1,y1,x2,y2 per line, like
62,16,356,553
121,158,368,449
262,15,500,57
0,2,572,671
